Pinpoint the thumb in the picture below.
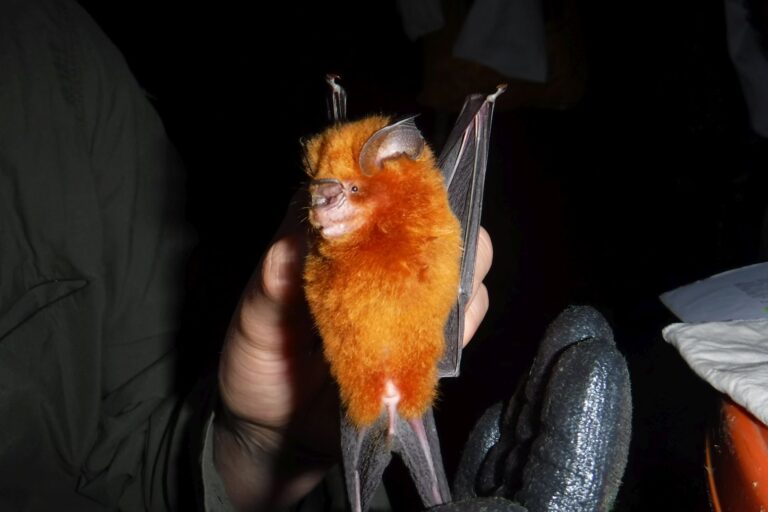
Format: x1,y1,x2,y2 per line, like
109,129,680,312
256,232,306,305
233,232,307,354
219,231,309,425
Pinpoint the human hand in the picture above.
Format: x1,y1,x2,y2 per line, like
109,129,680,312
214,198,493,510
449,307,632,512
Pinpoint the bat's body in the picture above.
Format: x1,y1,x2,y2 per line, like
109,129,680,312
304,116,461,427
303,77,504,511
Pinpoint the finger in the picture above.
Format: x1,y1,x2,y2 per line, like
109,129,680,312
462,283,489,347
232,190,310,351
258,232,307,306
234,232,307,354
220,232,312,424
219,198,315,427
472,227,493,295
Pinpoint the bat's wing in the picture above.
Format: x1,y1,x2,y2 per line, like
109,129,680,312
438,86,506,378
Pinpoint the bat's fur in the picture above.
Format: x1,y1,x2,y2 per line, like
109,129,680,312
304,116,461,426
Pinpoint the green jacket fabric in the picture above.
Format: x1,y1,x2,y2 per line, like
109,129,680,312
0,0,230,509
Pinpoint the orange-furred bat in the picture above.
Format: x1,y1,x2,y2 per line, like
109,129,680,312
303,76,504,512
303,115,462,427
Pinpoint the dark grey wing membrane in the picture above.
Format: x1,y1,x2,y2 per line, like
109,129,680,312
341,408,451,512
438,86,505,378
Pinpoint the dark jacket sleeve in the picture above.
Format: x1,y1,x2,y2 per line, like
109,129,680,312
0,0,230,509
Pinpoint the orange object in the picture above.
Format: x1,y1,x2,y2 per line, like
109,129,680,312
303,116,461,427
706,397,768,511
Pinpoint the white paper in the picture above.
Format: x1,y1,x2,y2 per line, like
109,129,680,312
659,262,768,322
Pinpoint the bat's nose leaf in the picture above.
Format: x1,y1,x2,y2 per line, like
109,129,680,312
310,180,344,207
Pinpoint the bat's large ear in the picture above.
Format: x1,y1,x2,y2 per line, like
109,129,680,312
359,116,425,176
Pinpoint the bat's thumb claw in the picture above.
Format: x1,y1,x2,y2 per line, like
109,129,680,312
488,85,507,102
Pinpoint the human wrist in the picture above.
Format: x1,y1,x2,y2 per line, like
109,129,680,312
212,407,330,510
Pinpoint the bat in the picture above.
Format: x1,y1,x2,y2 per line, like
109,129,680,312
303,75,504,511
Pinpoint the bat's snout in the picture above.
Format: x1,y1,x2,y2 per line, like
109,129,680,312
310,179,344,208
308,178,363,239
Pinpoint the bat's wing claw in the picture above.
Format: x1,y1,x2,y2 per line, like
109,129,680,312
326,74,347,123
488,84,508,102
341,407,450,511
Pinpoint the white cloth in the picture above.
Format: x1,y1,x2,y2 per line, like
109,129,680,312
663,319,768,426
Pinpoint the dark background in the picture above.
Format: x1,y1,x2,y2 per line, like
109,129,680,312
78,1,767,510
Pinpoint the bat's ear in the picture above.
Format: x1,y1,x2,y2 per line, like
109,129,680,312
359,116,425,176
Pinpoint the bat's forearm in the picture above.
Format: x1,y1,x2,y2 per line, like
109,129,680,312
213,415,327,510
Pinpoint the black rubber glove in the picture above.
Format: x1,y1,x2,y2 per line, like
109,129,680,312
438,306,632,512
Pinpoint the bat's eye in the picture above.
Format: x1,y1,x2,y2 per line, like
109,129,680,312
350,185,359,193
